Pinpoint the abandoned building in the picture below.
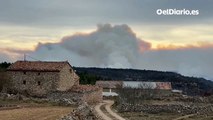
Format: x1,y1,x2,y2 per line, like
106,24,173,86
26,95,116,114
7,61,80,96
96,81,172,96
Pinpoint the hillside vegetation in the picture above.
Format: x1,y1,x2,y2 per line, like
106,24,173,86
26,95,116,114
74,67,213,96
0,62,212,96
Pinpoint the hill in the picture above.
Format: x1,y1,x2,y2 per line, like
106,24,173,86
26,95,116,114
1,62,212,96
74,67,213,96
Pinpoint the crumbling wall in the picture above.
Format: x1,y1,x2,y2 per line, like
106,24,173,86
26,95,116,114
47,86,103,105
59,102,101,120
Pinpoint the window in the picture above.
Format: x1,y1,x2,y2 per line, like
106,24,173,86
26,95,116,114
23,72,26,75
38,73,40,75
23,80,26,85
70,69,72,73
37,81,41,86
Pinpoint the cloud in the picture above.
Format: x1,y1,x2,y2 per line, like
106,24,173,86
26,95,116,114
2,24,213,79
31,24,150,68
0,0,212,27
138,48,213,79
0,52,13,62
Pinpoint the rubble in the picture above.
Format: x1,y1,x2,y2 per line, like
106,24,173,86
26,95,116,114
59,102,101,120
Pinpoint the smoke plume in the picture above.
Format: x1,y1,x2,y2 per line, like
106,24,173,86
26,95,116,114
3,24,213,79
31,24,151,68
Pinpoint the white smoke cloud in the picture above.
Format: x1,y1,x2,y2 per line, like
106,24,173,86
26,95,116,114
4,24,212,79
31,24,151,68
137,48,213,79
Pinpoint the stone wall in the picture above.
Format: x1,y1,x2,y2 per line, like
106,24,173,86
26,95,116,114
47,86,103,105
117,103,213,115
7,71,59,97
7,65,80,97
59,102,101,120
57,65,79,91
47,91,83,105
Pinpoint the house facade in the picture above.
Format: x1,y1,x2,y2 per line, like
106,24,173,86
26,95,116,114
7,61,79,96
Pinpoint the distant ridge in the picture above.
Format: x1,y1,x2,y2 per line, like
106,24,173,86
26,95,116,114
74,67,213,96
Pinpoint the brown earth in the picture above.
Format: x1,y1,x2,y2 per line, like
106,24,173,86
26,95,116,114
0,106,72,120
95,100,126,120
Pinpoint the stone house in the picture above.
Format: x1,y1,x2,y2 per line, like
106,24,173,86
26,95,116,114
7,61,79,96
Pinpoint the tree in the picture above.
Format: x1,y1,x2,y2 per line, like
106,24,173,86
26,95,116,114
77,72,102,85
116,82,159,105
0,71,10,92
0,62,11,70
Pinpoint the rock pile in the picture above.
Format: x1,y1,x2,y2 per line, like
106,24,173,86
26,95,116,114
0,93,29,101
59,102,101,120
47,92,83,106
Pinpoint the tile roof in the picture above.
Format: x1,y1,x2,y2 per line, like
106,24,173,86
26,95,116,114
7,61,71,72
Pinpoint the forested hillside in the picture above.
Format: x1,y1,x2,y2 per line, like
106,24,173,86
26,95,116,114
74,67,213,96
0,62,212,96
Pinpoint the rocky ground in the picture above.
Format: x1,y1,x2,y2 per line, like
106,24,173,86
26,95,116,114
0,93,101,120
115,94,213,120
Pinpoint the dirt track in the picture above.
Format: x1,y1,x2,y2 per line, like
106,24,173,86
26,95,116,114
172,114,196,120
95,100,125,120
0,106,72,120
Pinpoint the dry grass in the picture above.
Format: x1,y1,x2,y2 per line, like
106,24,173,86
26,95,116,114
0,106,72,120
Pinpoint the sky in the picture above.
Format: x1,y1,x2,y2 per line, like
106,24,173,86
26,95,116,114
0,0,213,79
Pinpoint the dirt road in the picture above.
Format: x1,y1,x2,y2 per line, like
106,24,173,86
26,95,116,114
0,106,72,120
95,100,125,120
172,114,196,120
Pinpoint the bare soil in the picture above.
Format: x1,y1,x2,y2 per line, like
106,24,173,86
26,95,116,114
0,106,72,120
0,99,73,120
95,100,125,120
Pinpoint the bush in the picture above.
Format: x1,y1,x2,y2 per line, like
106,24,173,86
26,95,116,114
116,87,159,105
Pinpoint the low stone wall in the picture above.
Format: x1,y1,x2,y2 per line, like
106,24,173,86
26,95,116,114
59,102,101,120
118,103,213,115
47,91,83,105
47,85,103,105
